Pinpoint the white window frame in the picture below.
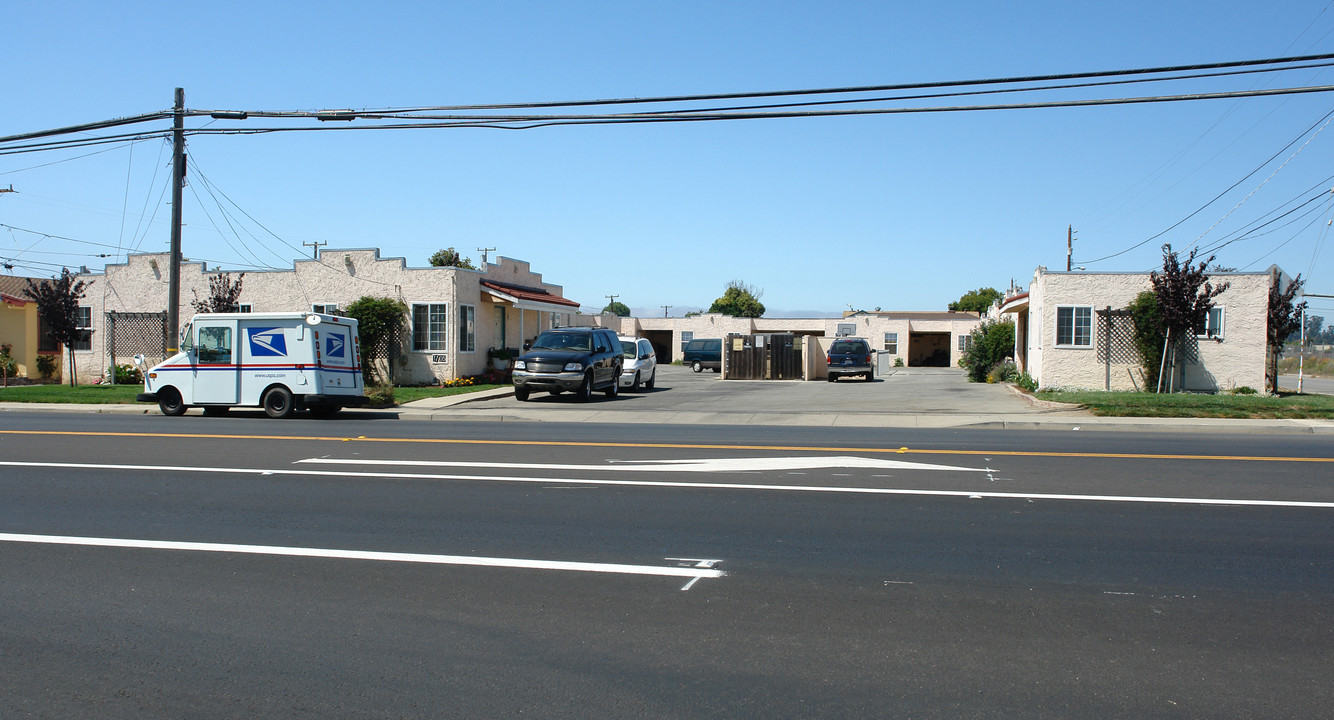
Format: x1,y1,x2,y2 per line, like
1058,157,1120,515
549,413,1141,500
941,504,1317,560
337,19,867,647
1055,305,1093,348
458,304,476,353
72,306,93,351
1196,306,1225,339
237,304,253,313
883,332,898,354
958,334,973,352
412,302,449,352
680,331,694,351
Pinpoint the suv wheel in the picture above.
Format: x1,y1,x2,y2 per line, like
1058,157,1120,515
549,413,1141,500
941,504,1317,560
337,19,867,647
514,386,530,402
575,372,593,402
604,377,618,398
692,360,703,373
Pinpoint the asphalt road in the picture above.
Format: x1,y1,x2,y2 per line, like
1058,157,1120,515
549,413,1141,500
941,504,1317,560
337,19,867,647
2,414,1332,718
1280,373,1334,395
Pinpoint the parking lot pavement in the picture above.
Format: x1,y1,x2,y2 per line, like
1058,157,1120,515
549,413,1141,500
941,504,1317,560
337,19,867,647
403,365,1094,428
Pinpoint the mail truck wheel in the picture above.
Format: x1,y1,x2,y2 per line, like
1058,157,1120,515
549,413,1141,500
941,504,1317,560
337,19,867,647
158,387,186,416
263,387,294,418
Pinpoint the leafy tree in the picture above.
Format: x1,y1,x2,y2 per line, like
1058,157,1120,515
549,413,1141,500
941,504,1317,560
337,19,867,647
344,296,408,385
428,247,477,270
1149,245,1228,391
948,287,1003,314
1266,272,1305,394
1302,314,1324,343
23,268,92,386
708,281,765,318
602,301,631,317
959,319,1015,383
190,272,245,313
1125,291,1166,392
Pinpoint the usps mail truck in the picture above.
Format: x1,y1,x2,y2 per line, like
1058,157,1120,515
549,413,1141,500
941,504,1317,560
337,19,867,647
136,312,368,418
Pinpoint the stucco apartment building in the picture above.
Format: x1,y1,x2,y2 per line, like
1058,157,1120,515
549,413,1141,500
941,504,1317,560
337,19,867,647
60,246,985,384
1000,265,1282,392
71,249,581,385
602,310,984,370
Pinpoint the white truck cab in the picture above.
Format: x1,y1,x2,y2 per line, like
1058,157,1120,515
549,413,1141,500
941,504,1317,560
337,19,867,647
136,312,367,418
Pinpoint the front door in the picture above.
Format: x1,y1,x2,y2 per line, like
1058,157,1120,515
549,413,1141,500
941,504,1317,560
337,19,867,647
192,320,239,404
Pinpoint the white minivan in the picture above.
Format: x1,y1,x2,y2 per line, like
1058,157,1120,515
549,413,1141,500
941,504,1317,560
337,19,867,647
136,312,367,418
617,336,657,390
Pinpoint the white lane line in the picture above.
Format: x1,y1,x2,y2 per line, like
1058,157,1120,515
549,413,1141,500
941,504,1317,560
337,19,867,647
298,456,987,473
0,533,725,580
3,460,1334,509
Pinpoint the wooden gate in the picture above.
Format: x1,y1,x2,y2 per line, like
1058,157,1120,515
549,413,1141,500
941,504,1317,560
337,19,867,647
724,333,802,380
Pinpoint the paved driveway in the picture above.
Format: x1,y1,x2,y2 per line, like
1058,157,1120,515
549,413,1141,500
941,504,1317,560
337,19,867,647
430,365,1087,427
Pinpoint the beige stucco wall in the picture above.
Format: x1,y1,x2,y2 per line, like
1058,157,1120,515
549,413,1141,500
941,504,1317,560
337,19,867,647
602,312,981,375
73,250,577,385
1026,267,1273,392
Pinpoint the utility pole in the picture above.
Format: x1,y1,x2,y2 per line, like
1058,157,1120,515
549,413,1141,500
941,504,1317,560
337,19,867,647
303,241,327,259
604,294,619,315
661,305,672,317
1066,225,1074,272
477,247,496,266
167,87,185,354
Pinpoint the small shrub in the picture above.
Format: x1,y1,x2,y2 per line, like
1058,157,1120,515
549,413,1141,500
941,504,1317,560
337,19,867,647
36,355,58,379
987,361,1018,384
365,383,397,407
960,319,1016,383
1014,373,1038,392
894,357,905,367
0,344,17,377
110,363,142,385
1230,386,1258,395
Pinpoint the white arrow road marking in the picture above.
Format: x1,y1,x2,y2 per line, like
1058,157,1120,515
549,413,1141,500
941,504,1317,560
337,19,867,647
0,533,725,581
665,558,724,591
3,461,1334,508
296,455,987,473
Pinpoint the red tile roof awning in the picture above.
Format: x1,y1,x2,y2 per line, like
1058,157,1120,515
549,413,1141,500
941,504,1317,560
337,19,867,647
1,291,30,307
480,280,581,312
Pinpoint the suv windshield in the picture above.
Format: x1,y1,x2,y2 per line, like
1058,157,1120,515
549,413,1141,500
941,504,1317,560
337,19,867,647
830,340,868,354
530,331,591,352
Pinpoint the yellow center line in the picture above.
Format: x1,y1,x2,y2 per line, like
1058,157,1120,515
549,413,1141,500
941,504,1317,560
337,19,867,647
1,429,1330,463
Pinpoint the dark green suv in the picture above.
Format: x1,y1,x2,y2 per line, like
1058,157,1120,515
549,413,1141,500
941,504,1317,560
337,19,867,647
826,337,876,382
682,338,722,373
512,328,623,401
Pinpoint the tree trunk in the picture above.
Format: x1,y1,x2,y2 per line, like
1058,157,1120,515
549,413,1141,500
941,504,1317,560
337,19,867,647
67,346,77,387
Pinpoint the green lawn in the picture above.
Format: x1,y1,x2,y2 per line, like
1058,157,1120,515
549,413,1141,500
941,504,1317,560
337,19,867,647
389,384,507,404
1035,389,1334,419
0,384,143,403
0,382,506,405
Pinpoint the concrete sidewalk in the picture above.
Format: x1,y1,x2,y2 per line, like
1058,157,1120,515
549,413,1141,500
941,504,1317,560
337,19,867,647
2,385,1331,434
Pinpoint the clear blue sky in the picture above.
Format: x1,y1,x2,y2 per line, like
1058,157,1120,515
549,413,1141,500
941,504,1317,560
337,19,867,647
3,1,1333,321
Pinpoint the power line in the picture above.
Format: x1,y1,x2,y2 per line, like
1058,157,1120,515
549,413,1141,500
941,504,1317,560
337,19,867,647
1078,105,1334,265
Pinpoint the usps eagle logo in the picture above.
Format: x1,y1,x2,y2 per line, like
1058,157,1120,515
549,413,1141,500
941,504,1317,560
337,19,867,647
248,327,288,357
325,334,345,358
